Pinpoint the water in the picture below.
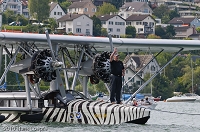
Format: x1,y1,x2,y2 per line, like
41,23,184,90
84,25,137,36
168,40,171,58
1,101,200,132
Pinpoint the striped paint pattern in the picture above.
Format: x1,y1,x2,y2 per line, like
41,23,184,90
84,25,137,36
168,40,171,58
43,99,151,125
0,99,150,124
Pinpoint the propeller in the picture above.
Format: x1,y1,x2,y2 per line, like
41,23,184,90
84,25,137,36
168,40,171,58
45,30,67,103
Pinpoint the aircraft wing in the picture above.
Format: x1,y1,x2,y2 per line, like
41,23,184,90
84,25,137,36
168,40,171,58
0,32,200,52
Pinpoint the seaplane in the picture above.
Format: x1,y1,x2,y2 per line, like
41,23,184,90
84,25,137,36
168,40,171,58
0,31,199,125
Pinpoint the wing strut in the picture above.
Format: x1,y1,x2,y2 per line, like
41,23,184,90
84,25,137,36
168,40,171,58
45,30,67,103
125,48,184,104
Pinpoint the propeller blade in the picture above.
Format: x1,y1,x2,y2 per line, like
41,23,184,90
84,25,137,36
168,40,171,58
108,32,113,52
45,30,67,103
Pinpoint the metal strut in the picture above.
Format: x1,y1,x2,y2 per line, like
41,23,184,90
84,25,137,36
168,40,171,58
125,48,184,104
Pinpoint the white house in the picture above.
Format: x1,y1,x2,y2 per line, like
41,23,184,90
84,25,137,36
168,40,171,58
123,67,144,88
118,2,153,19
2,0,22,15
98,14,126,38
126,14,156,36
57,14,93,36
123,53,160,79
49,2,66,20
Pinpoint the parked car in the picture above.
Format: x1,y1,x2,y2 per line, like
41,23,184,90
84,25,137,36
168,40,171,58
9,21,21,26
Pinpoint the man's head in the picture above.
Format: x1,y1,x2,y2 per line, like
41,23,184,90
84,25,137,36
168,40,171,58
114,53,119,61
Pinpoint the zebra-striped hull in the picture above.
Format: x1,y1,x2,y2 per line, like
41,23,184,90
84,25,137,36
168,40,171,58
0,99,150,125
43,99,150,125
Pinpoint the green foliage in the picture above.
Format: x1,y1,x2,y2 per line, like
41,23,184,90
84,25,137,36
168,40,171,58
120,34,132,38
48,18,58,33
16,14,28,26
59,1,72,13
3,10,16,24
91,15,102,36
108,0,124,9
147,34,161,39
155,25,176,39
2,25,26,31
153,5,169,19
126,26,136,38
196,27,200,33
95,2,118,16
101,28,108,37
29,0,50,22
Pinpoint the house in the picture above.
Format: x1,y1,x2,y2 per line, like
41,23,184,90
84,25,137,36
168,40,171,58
168,17,200,27
2,0,22,15
118,2,153,19
126,14,156,37
174,26,197,38
57,14,93,36
123,66,144,88
67,1,97,17
98,14,126,38
123,53,160,79
49,2,66,20
21,0,29,18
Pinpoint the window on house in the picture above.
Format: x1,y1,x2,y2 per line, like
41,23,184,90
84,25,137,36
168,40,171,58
84,8,88,12
136,81,140,85
144,8,148,13
151,66,155,71
86,29,90,34
108,28,113,32
76,28,81,33
126,22,131,25
54,12,56,15
68,28,72,32
92,8,96,12
117,29,120,32
138,28,143,32
126,70,128,74
128,77,134,82
109,21,113,25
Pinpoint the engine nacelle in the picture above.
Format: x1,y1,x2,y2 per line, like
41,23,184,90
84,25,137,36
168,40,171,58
92,51,111,83
29,49,61,82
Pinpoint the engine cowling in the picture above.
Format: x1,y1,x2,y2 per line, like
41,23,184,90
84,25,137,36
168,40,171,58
92,51,111,83
29,49,61,82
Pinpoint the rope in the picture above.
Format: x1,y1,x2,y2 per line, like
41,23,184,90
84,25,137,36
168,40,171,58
151,108,200,115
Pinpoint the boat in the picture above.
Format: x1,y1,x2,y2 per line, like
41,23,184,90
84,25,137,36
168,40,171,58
122,93,157,109
183,93,200,102
0,90,150,124
166,96,196,102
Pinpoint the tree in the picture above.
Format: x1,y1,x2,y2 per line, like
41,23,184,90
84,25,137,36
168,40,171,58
165,25,176,39
48,18,57,33
29,0,50,23
16,14,28,26
91,15,102,36
196,27,200,33
126,26,136,38
3,10,16,24
153,5,169,19
101,28,108,37
109,0,124,9
95,2,118,16
155,25,165,38
59,1,72,13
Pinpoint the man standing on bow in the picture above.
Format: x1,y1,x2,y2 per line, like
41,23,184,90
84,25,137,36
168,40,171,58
110,47,125,104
